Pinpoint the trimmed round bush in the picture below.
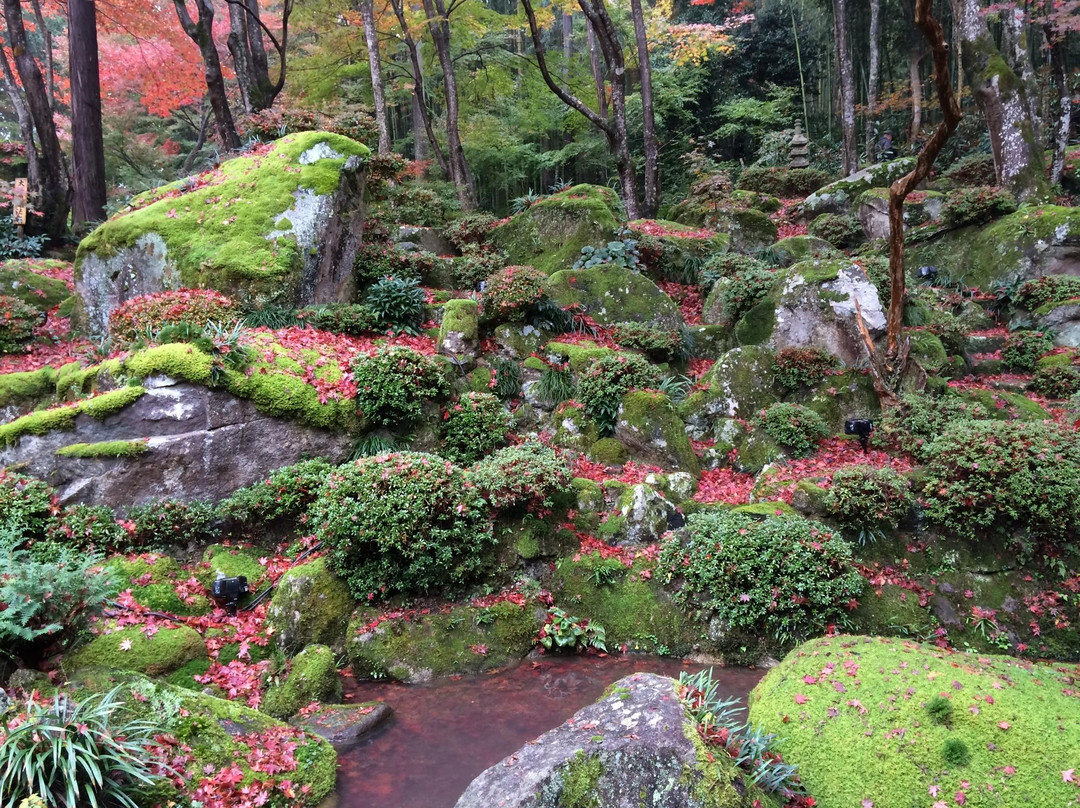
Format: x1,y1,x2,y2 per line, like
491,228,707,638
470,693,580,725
1002,330,1054,371
352,346,448,427
218,458,334,533
108,289,239,341
756,402,829,457
940,153,997,186
807,213,864,249
941,185,1017,227
659,511,863,643
466,443,572,513
921,420,1080,543
1032,364,1080,399
442,392,511,464
311,452,493,600
713,268,778,324
46,504,127,552
823,465,913,535
481,265,547,322
0,469,57,542
0,294,39,353
444,213,498,251
772,347,839,392
576,353,663,435
126,499,219,548
875,393,989,461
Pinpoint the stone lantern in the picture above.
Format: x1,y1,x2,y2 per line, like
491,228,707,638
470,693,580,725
789,120,809,169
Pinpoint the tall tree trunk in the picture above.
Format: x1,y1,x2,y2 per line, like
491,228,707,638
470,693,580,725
2,0,68,239
951,0,1048,201
562,12,572,71
909,45,924,142
410,40,428,162
223,0,288,112
422,0,476,210
586,16,607,117
392,0,446,172
358,0,390,155
173,0,242,150
865,0,881,160
0,46,40,198
1001,5,1041,147
1047,30,1070,186
27,0,54,108
630,0,658,218
182,100,213,174
832,0,857,174
227,0,256,112
68,0,107,227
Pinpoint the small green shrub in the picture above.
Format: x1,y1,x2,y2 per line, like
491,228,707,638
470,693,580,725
660,511,863,644
0,219,47,259
311,452,493,600
537,607,607,652
0,531,116,665
218,458,334,533
444,213,498,251
296,303,379,335
108,289,239,342
0,469,57,542
756,402,829,457
388,184,453,226
772,347,838,393
534,362,576,408
942,738,971,768
126,499,220,549
46,504,127,552
876,393,990,461
442,392,511,464
364,275,426,334
823,466,913,537
925,695,953,725
352,346,448,426
941,186,1017,227
1014,276,1080,311
577,353,663,435
0,688,165,808
807,213,864,249
921,420,1080,543
481,265,547,322
610,321,685,362
354,243,435,286
1032,364,1080,399
454,246,504,290
699,253,769,290
0,294,39,354
490,357,523,400
1002,330,1054,371
573,238,641,272
715,268,778,324
466,443,572,513
940,153,996,186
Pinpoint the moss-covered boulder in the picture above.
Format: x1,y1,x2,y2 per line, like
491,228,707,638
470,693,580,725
856,187,944,239
493,322,544,358
492,184,621,274
601,482,681,545
682,346,777,431
749,635,1080,808
1037,301,1080,346
613,391,700,475
65,624,207,676
549,402,600,450
711,206,777,253
0,259,71,311
548,263,683,329
624,219,729,279
907,205,1080,291
768,235,839,267
266,558,356,656
0,366,57,418
454,672,776,808
75,132,370,334
262,644,342,719
347,599,542,682
799,158,916,220
438,298,479,359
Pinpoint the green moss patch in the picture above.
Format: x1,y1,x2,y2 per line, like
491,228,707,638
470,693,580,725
266,558,356,655
56,439,149,459
749,635,1080,808
262,644,342,719
0,386,145,447
0,366,57,408
65,624,207,676
197,545,269,592
0,260,71,310
548,263,683,328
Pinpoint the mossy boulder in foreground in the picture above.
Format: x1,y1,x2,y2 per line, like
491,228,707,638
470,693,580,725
74,132,370,334
548,263,684,330
454,672,776,808
65,624,207,676
266,558,357,655
748,635,1080,807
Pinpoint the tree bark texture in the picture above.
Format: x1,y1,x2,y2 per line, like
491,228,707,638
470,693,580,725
2,0,69,239
68,0,107,226
173,0,242,150
0,46,40,199
909,45,923,142
421,0,477,210
223,0,289,112
865,0,881,160
630,0,658,217
586,16,607,118
1046,29,1070,187
832,0,857,174
951,0,1047,201
358,0,390,155
391,0,445,171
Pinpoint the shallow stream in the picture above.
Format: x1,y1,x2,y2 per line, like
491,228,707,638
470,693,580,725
335,654,767,808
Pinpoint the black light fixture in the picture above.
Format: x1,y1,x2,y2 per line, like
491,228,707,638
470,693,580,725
844,419,874,453
211,574,249,615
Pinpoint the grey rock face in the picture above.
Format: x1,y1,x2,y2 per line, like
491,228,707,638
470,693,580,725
454,672,761,808
290,702,392,749
0,378,352,511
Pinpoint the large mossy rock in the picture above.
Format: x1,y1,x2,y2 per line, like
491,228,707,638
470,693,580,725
907,205,1080,291
492,184,621,274
548,264,683,329
679,346,777,436
454,672,775,808
799,158,915,220
625,219,729,278
75,132,370,334
768,235,839,267
266,558,356,656
749,635,1080,808
856,187,944,239
347,599,542,682
0,377,353,511
262,644,342,719
65,624,207,676
0,259,71,310
613,391,700,475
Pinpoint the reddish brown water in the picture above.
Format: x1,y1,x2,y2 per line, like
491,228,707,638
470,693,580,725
335,655,767,808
